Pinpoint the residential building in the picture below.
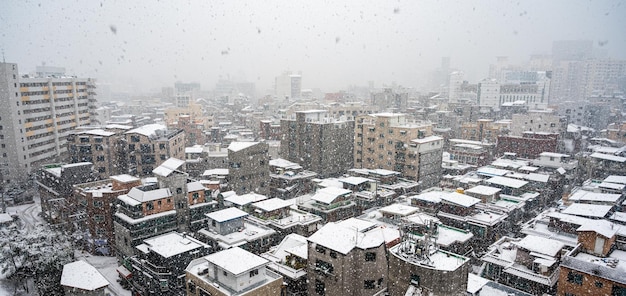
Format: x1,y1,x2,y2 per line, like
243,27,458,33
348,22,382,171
280,110,354,178
370,88,408,111
36,162,96,230
185,247,283,296
124,124,185,176
355,113,443,188
261,234,309,296
460,119,508,143
307,218,400,296
510,111,567,137
126,232,211,295
73,174,141,255
558,246,626,296
448,139,495,167
0,62,97,186
298,186,358,223
268,158,317,200
227,141,270,195
496,133,559,159
67,128,127,179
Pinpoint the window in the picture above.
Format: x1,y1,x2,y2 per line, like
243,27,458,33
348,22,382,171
315,260,333,275
223,270,227,276
410,274,420,285
316,244,326,254
364,280,375,289
96,156,105,161
146,202,154,211
567,271,583,285
159,143,166,150
315,279,325,296
365,252,376,261
93,201,103,208
249,269,258,277
330,251,337,258
131,135,140,142
595,281,603,288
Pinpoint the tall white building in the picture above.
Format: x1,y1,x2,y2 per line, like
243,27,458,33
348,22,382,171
477,71,551,110
275,71,302,100
0,62,97,186
448,71,464,103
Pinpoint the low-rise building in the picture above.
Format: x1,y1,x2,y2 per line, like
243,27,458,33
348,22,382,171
261,234,309,296
185,247,283,296
61,260,110,296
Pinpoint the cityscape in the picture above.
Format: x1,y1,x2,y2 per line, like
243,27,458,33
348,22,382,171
1,1,626,296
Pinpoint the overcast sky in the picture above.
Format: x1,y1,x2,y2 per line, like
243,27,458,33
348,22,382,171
2,0,625,94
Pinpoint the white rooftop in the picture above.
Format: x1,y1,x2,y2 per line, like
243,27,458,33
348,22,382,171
110,174,140,183
269,158,302,170
79,129,115,137
139,232,206,258
590,152,626,163
514,235,564,257
465,185,501,196
539,152,570,158
411,135,443,144
153,157,186,177
203,168,229,176
486,176,528,189
120,187,171,205
311,187,352,204
225,193,268,206
187,181,205,192
308,219,399,254
206,207,249,222
577,220,618,238
228,141,259,152
568,190,621,203
126,123,166,137
205,247,269,275
340,176,372,186
410,191,446,203
252,198,292,212
440,192,480,208
477,167,510,177
61,260,109,291
562,203,612,218
379,204,419,216
604,175,626,185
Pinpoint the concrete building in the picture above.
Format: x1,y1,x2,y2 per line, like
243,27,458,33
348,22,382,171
268,158,317,200
306,218,400,296
73,174,142,256
281,110,354,178
67,128,127,180
510,111,567,137
227,141,270,195
370,88,408,111
0,62,97,186
460,119,509,143
477,73,550,110
355,113,443,188
558,246,626,296
275,71,302,100
124,123,185,176
261,234,309,296
185,247,283,296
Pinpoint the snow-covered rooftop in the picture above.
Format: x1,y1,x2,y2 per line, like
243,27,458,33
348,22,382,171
269,158,302,170
465,185,501,196
576,219,618,238
308,219,399,254
61,260,109,291
110,174,140,183
225,192,268,206
410,191,446,203
568,190,621,203
379,204,419,216
206,207,249,222
152,157,185,177
486,176,528,189
119,187,171,205
411,135,443,144
78,129,115,137
311,187,352,204
227,141,258,152
139,232,206,258
187,181,205,192
205,247,269,275
203,168,229,176
340,176,372,186
590,152,626,162
440,192,480,208
604,175,626,185
252,198,292,212
125,123,166,137
477,167,510,177
562,203,612,218
514,235,564,257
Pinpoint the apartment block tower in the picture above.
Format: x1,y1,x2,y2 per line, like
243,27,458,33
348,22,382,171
355,113,443,188
0,62,97,186
280,110,354,178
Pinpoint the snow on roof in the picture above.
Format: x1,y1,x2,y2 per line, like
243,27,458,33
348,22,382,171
436,224,474,247
378,204,419,216
308,219,397,254
519,166,539,172
315,178,344,189
311,187,352,204
590,152,626,162
269,158,302,170
486,176,528,189
577,220,618,238
153,157,185,177
110,174,140,183
187,181,205,192
225,192,268,206
79,129,115,137
141,232,206,258
61,260,109,291
0,213,13,224
525,173,550,183
477,167,510,177
440,192,480,208
403,212,440,225
185,146,204,154
467,273,490,294
227,141,258,152
514,235,564,257
123,187,171,204
611,212,626,223
410,191,446,203
205,247,269,275
340,176,372,186
105,124,133,130
125,123,166,137
562,203,612,218
604,175,626,185
598,182,625,190
465,185,501,196
568,190,621,203
203,168,229,176
206,207,249,222
266,233,309,261
252,198,292,212
411,135,443,144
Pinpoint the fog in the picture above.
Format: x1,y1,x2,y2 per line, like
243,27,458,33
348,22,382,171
2,0,625,93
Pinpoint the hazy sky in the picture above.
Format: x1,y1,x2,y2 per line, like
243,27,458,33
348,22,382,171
2,0,625,94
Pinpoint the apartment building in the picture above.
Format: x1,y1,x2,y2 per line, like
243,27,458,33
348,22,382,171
0,62,97,186
280,110,354,178
228,141,270,195
67,128,127,179
124,123,185,176
355,113,443,188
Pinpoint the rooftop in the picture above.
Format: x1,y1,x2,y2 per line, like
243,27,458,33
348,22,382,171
228,141,259,152
206,207,249,222
561,203,612,218
61,260,109,291
138,232,207,258
205,247,269,275
152,157,186,177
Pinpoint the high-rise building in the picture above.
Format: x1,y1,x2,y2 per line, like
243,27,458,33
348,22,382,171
280,110,354,178
228,141,270,195
124,124,185,176
0,62,97,186
275,71,302,100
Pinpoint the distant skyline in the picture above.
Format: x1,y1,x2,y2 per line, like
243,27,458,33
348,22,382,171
2,0,625,95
